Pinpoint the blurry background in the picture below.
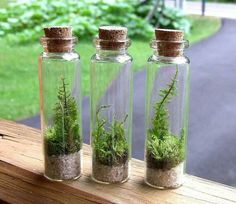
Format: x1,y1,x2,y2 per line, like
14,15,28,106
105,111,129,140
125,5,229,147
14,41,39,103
0,0,236,187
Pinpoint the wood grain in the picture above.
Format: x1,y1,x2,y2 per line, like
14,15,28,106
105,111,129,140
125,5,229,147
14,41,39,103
0,120,236,204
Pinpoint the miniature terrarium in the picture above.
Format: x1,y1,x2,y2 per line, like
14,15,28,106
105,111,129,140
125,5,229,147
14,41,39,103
145,29,190,189
39,26,82,181
90,26,133,184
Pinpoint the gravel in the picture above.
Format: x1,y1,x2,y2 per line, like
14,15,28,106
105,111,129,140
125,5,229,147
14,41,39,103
92,159,129,184
44,150,81,181
145,162,184,189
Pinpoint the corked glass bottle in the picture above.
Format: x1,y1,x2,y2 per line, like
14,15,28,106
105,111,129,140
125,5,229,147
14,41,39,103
90,26,133,184
39,26,82,181
145,29,190,189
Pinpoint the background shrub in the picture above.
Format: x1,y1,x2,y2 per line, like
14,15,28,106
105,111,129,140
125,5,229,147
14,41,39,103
134,0,190,33
0,0,191,44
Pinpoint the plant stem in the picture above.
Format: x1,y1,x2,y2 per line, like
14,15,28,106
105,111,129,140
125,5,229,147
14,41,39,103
158,68,178,109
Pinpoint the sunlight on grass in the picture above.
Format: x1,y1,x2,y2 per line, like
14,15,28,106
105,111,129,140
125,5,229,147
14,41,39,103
0,0,8,8
187,15,221,43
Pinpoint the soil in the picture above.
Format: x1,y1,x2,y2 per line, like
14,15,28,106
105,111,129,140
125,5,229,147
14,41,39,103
145,162,184,189
92,158,129,184
146,151,183,170
44,150,81,181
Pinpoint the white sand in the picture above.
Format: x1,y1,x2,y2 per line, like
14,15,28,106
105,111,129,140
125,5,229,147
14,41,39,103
92,160,129,184
145,162,184,189
44,150,81,181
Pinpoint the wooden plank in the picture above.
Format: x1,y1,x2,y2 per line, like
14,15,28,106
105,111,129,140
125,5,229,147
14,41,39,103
0,120,236,204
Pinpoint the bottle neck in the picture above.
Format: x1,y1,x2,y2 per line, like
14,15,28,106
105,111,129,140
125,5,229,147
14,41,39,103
41,37,77,53
93,37,131,57
150,51,189,64
42,47,76,55
96,48,127,57
150,39,188,58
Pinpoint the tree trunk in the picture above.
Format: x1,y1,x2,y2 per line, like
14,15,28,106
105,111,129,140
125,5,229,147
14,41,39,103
145,0,160,22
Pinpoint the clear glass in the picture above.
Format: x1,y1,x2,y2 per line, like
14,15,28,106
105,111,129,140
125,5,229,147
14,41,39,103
144,43,190,189
39,39,82,181
90,43,133,184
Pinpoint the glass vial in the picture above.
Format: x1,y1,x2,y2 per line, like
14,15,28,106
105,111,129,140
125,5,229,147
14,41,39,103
39,26,82,181
90,26,133,184
145,29,190,189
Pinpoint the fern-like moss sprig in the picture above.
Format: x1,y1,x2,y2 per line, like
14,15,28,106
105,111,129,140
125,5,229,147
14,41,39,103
45,76,81,156
92,105,128,166
147,68,185,169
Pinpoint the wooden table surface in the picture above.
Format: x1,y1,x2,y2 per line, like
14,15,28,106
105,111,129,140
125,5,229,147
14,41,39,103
0,120,236,204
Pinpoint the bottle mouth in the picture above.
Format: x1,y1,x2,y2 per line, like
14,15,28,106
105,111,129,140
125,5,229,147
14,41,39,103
40,36,78,44
40,37,78,53
150,39,189,57
150,39,189,49
93,37,131,50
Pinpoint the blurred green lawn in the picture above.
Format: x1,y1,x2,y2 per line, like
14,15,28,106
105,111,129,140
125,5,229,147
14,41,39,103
0,15,221,120
0,0,8,8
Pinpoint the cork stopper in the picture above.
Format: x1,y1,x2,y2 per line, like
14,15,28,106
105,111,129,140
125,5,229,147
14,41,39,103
155,29,183,41
97,26,128,50
155,28,184,57
44,26,72,38
42,26,76,53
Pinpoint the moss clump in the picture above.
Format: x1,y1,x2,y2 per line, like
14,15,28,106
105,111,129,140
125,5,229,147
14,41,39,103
92,105,128,166
45,76,81,156
147,68,185,170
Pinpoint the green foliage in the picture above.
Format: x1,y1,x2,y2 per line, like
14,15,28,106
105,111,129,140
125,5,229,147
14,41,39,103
0,0,152,43
0,0,9,8
147,68,185,169
0,0,191,44
92,105,128,166
134,0,191,34
45,76,81,156
156,6,191,34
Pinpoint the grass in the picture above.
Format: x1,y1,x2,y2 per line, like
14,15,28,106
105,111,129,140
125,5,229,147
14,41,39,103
0,15,221,120
0,0,9,8
0,0,16,8
187,15,222,43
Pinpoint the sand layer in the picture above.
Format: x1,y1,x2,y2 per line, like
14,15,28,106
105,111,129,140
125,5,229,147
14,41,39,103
145,162,184,189
92,159,129,184
44,150,81,181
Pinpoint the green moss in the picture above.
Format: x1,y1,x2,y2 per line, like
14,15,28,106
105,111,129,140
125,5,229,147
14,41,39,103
45,76,81,156
92,105,128,166
147,68,185,169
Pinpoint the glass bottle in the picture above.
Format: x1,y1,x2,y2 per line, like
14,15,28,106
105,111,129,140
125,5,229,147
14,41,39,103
39,26,82,181
90,26,133,184
145,29,190,189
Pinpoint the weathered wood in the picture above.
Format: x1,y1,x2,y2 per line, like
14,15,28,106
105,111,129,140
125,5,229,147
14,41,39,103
0,120,236,204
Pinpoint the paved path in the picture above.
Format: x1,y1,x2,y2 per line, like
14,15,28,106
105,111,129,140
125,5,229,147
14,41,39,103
186,19,236,186
19,19,236,186
166,0,236,19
